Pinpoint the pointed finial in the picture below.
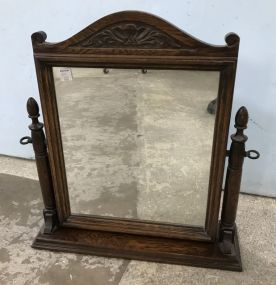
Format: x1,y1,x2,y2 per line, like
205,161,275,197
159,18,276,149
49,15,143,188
235,106,248,130
27,98,43,131
27,97,39,117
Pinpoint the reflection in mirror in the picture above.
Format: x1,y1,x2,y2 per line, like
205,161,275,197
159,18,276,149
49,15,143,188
53,67,219,226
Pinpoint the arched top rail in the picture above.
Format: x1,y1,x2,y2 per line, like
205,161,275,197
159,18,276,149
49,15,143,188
31,10,239,58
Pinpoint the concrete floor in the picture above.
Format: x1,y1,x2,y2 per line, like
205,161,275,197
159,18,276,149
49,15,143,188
0,155,275,284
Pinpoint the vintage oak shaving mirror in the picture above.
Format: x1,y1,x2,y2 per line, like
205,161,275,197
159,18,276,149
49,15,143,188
21,11,259,271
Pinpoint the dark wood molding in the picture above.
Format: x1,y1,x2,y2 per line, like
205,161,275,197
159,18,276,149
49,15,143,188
32,227,242,271
64,215,210,241
23,11,257,271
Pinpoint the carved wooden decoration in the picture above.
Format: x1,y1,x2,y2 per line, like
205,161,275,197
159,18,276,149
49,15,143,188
20,11,259,271
31,11,239,57
70,23,184,49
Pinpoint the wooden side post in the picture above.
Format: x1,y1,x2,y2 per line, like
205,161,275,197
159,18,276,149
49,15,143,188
21,97,58,233
219,106,248,254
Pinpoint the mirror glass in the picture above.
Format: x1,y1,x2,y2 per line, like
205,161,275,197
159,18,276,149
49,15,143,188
53,67,219,226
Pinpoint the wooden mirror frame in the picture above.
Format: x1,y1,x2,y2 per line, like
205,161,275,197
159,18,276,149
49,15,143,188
21,11,253,271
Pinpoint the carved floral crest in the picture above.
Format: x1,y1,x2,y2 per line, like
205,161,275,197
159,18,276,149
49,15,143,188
70,22,185,49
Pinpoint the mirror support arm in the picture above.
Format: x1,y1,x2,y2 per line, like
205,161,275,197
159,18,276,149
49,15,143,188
219,106,258,254
20,97,59,234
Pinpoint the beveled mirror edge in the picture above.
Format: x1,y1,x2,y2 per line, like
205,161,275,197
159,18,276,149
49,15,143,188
28,11,241,269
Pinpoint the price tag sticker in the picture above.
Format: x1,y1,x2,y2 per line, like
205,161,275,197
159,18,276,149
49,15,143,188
59,67,73,81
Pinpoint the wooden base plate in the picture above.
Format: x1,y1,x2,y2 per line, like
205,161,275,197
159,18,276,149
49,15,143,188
32,227,242,271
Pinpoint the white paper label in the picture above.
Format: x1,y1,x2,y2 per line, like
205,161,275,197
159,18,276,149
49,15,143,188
59,67,73,81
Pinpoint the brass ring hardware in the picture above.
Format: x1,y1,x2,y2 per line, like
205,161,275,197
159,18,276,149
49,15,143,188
20,136,32,145
246,150,260,160
225,149,260,159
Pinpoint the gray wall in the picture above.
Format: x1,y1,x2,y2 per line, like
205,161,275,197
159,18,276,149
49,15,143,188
0,1,275,197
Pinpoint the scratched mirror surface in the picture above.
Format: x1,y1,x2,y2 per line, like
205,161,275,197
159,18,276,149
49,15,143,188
53,67,219,226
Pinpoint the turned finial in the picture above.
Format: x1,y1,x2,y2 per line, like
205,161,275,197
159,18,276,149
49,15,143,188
26,97,42,130
27,97,39,117
234,106,248,130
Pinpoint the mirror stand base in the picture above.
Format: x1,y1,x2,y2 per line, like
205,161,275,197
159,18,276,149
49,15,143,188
32,226,242,271
42,209,59,234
